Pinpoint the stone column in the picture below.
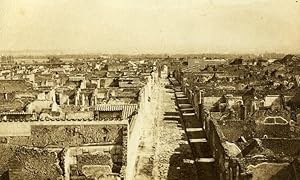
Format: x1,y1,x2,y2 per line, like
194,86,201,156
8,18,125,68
81,94,85,106
94,96,97,105
198,90,205,127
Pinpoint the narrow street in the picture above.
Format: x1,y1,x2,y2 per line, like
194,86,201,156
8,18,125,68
152,79,199,180
171,78,218,180
134,78,199,179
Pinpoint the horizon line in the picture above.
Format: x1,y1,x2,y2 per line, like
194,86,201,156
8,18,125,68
0,49,299,56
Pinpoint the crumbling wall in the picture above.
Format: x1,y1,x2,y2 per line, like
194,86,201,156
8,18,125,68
255,124,291,138
0,146,62,180
247,162,291,180
6,125,124,147
0,144,16,176
120,126,128,178
260,138,300,156
218,121,256,142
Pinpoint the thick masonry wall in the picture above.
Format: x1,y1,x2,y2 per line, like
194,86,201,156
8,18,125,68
126,73,158,180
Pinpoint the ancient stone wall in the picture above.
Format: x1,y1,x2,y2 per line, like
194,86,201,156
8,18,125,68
126,75,156,180
6,125,124,147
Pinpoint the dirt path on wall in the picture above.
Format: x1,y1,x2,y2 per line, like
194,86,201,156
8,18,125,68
134,79,198,180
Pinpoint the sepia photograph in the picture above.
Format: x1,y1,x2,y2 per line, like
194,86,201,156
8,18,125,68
0,0,299,179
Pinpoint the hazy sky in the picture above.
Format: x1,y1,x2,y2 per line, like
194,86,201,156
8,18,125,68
0,0,299,54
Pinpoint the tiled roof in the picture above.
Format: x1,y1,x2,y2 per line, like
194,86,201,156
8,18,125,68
0,112,33,115
94,104,138,120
